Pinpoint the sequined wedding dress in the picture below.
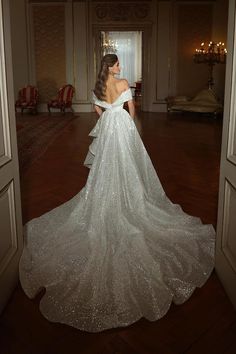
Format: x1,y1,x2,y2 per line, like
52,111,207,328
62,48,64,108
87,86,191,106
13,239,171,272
19,88,215,332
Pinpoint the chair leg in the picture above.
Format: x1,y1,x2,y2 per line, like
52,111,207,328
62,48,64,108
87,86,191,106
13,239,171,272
21,107,24,114
48,104,51,114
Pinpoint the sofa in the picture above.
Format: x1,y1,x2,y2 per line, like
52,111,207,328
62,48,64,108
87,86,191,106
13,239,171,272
166,89,223,115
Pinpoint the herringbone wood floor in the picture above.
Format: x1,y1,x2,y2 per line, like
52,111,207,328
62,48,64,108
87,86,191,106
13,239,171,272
0,111,236,354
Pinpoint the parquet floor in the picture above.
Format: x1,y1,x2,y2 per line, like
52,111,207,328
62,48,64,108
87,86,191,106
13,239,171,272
0,110,236,354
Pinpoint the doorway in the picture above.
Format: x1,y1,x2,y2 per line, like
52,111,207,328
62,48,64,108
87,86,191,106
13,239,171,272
93,26,150,110
101,31,142,89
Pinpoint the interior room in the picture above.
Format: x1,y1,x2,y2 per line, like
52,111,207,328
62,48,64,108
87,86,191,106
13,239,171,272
1,0,236,353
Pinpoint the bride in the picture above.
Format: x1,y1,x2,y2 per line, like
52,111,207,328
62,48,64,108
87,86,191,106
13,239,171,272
19,54,215,333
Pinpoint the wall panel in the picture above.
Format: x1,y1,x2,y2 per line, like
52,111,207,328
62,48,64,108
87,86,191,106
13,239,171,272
32,4,66,102
176,3,213,96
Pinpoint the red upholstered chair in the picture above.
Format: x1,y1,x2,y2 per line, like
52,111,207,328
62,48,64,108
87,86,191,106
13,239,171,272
47,84,75,114
15,85,38,114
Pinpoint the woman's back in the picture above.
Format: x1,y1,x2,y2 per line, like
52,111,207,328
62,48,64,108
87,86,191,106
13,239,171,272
105,78,128,104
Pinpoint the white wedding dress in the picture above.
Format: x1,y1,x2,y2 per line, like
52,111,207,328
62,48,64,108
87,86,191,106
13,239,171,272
19,88,215,332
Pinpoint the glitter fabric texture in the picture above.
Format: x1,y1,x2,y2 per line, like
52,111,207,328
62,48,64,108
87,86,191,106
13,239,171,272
19,88,215,332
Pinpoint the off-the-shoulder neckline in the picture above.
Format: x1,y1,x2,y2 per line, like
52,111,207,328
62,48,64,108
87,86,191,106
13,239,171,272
94,88,131,105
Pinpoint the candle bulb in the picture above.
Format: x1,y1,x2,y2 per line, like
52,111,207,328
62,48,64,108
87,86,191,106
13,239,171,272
194,40,227,66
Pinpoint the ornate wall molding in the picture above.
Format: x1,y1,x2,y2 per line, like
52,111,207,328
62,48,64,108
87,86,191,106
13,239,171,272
29,1,67,3
91,2,152,23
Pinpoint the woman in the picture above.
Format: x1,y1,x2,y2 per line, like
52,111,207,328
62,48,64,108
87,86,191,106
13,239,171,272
19,54,215,333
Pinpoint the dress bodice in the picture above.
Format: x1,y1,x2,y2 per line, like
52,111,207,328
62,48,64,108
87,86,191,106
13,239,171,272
92,88,132,111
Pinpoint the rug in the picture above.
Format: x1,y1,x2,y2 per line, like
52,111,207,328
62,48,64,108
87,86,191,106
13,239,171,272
16,113,77,172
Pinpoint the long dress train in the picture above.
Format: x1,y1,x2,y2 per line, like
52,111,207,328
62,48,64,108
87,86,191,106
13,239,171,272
19,88,215,332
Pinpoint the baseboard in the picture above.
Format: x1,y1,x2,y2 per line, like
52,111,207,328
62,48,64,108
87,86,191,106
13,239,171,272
37,103,93,113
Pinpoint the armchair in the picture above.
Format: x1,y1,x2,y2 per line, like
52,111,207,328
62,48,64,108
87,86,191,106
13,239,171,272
15,85,38,114
47,84,75,114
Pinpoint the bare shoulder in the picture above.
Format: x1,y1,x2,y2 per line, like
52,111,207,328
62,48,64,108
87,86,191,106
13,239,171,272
117,79,129,92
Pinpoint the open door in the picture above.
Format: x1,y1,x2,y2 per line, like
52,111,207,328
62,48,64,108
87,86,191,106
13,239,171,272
0,0,23,312
215,0,236,308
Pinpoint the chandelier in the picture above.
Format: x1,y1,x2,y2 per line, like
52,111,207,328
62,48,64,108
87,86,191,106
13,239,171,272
194,41,227,89
101,32,118,55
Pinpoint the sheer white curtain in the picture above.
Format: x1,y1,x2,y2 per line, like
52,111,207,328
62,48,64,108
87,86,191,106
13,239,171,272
107,31,142,86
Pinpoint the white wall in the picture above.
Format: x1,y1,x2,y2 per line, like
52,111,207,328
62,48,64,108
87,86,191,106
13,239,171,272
9,0,29,100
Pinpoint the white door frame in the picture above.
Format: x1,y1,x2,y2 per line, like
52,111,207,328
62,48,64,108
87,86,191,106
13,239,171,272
215,0,236,309
0,0,23,312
